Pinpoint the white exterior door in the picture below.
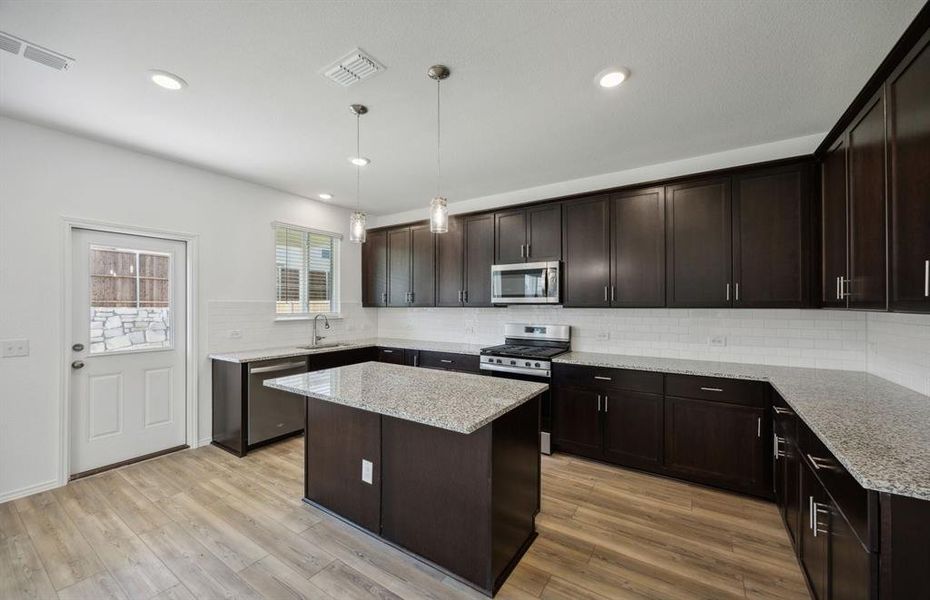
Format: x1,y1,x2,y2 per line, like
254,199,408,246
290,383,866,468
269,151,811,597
70,229,187,475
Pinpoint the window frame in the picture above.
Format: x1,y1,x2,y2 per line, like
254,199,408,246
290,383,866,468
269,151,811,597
272,221,342,320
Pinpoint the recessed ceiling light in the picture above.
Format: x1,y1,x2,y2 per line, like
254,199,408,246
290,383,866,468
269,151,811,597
149,70,187,90
318,193,333,200
349,157,370,166
597,68,629,89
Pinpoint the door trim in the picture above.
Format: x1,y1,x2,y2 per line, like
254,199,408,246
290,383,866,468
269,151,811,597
59,217,199,487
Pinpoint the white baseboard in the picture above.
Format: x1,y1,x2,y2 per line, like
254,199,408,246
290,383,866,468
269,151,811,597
0,478,61,504
196,436,213,448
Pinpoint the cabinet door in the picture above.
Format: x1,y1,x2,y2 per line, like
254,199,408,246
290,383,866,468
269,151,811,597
494,209,527,264
666,178,733,307
821,139,849,308
526,204,562,262
733,165,810,307
410,224,435,307
387,227,412,306
436,216,464,307
562,195,611,307
830,507,874,600
611,188,665,307
664,396,764,493
888,33,930,312
847,92,887,310
463,214,494,307
552,386,602,459
362,230,388,307
602,390,663,469
800,460,829,600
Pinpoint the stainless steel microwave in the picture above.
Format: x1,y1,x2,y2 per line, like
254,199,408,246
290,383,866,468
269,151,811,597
491,261,560,304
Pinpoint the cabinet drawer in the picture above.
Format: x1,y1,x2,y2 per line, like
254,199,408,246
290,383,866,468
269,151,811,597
378,347,407,364
799,422,875,550
665,374,765,406
553,363,662,394
418,351,480,373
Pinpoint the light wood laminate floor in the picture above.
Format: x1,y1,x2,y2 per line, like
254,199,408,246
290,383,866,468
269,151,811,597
0,437,809,599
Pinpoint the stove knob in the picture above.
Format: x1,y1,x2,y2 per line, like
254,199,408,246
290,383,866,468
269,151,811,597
525,361,531,367
496,359,502,364
535,362,541,368
509,360,516,365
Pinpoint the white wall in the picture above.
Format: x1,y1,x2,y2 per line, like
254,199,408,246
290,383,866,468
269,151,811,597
867,312,930,396
0,117,363,501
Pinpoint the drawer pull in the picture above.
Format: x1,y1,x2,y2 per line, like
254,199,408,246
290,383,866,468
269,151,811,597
757,417,761,438
440,359,454,364
807,454,832,471
250,360,307,374
594,376,612,381
812,502,831,537
700,387,724,392
773,406,793,415
382,349,393,353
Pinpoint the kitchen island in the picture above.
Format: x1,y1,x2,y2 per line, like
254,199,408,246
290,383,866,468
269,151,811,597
264,361,547,597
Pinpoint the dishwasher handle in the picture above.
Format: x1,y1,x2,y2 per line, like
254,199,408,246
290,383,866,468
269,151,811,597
249,360,308,374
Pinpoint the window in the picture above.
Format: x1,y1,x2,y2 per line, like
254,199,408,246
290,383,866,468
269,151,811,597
89,246,172,353
274,223,341,315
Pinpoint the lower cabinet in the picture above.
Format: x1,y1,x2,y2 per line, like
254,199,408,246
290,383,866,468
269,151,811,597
552,386,602,459
664,396,766,495
602,390,663,469
377,347,407,364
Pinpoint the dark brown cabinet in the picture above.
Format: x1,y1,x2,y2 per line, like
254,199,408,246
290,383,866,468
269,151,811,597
494,204,561,264
362,230,388,307
888,31,930,313
552,386,602,459
377,347,406,364
602,390,663,469
463,213,495,306
847,91,888,310
664,396,765,495
733,165,810,307
385,225,434,307
387,228,411,306
772,398,800,546
562,195,612,307
800,458,830,600
436,216,464,307
666,178,733,307
611,188,666,307
821,139,848,308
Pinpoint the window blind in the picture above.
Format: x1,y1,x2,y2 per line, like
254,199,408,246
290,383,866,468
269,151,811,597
274,225,339,315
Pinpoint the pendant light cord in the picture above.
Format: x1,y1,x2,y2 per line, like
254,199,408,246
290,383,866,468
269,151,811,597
436,78,441,198
356,113,361,211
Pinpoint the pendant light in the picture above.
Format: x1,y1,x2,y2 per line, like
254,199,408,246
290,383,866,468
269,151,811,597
428,65,450,233
348,104,368,244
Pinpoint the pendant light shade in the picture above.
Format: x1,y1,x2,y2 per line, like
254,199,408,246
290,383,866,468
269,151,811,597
429,197,448,233
348,104,368,244
349,210,367,243
428,65,451,233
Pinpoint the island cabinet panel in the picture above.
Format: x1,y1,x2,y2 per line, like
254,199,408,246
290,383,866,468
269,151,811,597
847,91,887,311
664,396,766,495
362,230,388,307
305,398,381,533
436,215,464,306
887,31,930,313
611,187,665,307
307,347,377,371
733,164,811,308
666,177,733,307
602,390,663,469
387,227,412,306
463,214,495,307
821,138,849,308
562,195,611,307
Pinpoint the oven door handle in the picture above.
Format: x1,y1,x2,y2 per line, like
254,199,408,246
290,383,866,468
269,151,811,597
480,363,550,378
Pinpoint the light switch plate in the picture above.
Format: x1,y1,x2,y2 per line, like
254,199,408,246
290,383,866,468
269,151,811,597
596,331,609,341
708,335,727,347
361,459,373,484
228,330,242,339
2,339,29,357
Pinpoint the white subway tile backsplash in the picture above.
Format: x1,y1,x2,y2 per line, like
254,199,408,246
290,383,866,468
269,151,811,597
867,312,930,396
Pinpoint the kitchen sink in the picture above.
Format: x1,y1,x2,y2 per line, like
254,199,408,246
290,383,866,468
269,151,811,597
297,342,354,350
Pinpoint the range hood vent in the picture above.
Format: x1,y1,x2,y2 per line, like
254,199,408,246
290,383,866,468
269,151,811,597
0,30,74,70
322,48,385,87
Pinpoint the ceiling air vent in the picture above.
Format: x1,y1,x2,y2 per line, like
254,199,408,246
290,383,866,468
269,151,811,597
0,32,22,55
322,48,385,87
0,30,74,70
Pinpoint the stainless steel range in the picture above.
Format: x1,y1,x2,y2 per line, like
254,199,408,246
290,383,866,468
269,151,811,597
480,323,570,454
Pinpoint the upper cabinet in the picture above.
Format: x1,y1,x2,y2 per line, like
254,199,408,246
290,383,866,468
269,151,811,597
821,139,848,308
463,213,495,307
888,31,930,313
364,224,434,308
362,230,388,307
494,204,561,264
732,164,810,308
436,216,464,307
562,195,611,307
611,188,666,307
847,91,888,310
666,178,733,307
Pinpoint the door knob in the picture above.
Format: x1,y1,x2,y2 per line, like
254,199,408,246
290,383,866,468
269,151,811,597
71,360,85,369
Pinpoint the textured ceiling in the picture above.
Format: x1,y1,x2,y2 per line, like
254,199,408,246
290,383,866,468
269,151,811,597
0,0,923,215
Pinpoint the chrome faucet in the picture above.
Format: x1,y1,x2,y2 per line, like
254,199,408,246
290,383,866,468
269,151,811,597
311,314,330,346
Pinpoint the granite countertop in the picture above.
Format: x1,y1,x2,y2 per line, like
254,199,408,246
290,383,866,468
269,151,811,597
264,362,547,434
554,351,930,501
209,337,484,363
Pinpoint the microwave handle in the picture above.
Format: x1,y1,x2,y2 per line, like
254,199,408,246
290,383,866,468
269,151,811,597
547,266,559,300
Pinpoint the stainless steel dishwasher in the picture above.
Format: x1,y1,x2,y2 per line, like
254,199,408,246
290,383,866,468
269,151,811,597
247,357,308,445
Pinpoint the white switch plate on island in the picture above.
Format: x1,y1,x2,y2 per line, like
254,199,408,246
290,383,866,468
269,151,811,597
362,459,373,484
2,339,29,357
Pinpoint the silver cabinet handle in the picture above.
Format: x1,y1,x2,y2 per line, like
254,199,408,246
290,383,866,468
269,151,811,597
925,260,929,297
772,433,782,460
440,359,453,364
249,360,307,374
603,286,608,302
757,417,761,438
413,354,419,367
596,394,601,412
808,496,815,530
604,395,608,413
520,244,525,258
526,243,531,257
836,276,841,300
726,283,730,302
773,406,793,416
382,349,393,354
735,283,740,302
841,278,851,298
594,376,612,381
807,454,831,471
812,502,831,537
463,290,468,303
700,387,723,392
610,286,615,302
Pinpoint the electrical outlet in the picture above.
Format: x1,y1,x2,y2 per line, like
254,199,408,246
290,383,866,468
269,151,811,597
361,459,373,484
2,339,29,357
708,335,727,347
228,330,242,339
465,326,476,336
596,331,609,341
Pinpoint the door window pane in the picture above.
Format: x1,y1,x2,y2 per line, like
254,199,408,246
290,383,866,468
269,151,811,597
89,246,171,353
